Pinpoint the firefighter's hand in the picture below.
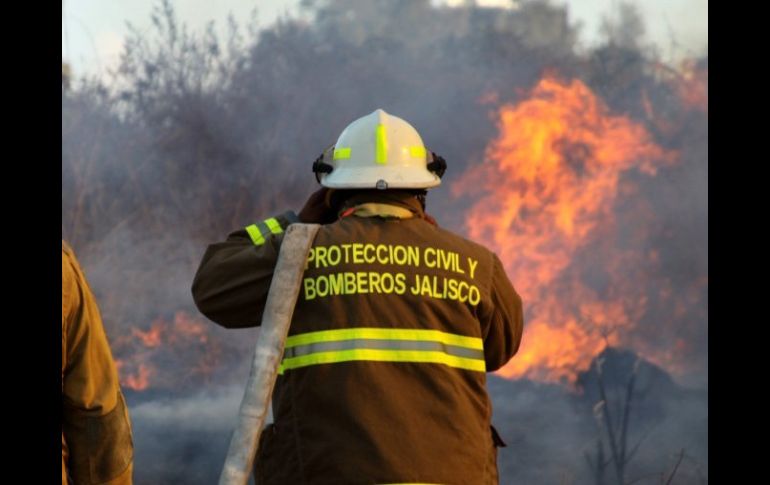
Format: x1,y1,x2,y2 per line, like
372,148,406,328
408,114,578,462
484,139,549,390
298,188,337,224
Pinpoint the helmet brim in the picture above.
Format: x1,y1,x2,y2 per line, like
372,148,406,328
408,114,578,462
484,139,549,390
320,166,441,189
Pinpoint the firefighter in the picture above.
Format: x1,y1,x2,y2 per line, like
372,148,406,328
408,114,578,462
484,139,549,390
62,241,134,485
192,109,524,484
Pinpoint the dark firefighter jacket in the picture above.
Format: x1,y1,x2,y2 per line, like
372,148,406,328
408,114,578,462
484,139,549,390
192,192,524,485
62,241,133,485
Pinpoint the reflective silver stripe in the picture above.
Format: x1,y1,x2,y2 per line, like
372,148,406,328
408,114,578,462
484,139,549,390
255,221,272,239
283,339,484,360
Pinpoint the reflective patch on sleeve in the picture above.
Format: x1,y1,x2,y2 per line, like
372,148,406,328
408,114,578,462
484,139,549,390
264,217,283,235
245,224,266,246
247,217,286,246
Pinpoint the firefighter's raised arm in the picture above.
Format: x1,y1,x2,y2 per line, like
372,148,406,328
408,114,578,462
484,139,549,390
192,211,298,328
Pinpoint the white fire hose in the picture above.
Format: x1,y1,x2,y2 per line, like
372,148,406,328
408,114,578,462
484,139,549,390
219,223,321,485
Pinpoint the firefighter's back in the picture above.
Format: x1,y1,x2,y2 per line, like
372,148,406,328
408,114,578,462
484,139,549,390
260,214,518,485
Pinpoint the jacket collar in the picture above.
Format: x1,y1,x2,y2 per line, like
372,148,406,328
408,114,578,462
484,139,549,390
339,191,425,220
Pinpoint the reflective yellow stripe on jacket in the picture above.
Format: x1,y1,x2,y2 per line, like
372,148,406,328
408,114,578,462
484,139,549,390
279,328,486,374
246,217,285,246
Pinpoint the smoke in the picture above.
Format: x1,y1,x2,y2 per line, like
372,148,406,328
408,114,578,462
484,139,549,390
129,386,242,484
132,386,242,434
490,348,708,484
62,0,707,483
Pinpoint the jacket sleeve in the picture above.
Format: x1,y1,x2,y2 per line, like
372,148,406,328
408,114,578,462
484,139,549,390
191,211,299,328
62,243,133,485
481,253,524,372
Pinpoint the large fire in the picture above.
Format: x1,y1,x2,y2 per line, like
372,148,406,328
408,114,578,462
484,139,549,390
453,76,680,384
111,74,702,391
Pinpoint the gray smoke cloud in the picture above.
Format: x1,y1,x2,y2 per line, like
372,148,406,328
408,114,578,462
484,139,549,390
490,348,708,484
124,352,708,484
129,386,242,484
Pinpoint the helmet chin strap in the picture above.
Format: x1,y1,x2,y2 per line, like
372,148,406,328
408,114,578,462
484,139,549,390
312,145,335,184
427,151,447,179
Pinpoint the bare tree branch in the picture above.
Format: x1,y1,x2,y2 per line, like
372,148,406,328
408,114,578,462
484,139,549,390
663,449,685,485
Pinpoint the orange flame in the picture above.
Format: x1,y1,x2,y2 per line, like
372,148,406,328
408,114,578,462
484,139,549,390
114,311,221,391
132,323,163,348
453,76,677,383
116,360,154,391
644,60,708,132
675,60,708,114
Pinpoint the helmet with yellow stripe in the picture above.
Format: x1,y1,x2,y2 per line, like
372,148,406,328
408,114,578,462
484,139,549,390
312,109,446,190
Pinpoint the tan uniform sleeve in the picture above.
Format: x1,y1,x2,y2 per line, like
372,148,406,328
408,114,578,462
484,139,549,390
191,212,297,328
481,253,524,372
62,242,133,485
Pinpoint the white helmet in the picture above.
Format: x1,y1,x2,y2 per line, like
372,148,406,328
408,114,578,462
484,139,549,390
313,109,446,189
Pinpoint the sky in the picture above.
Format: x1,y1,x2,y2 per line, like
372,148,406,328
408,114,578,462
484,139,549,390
61,0,708,80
